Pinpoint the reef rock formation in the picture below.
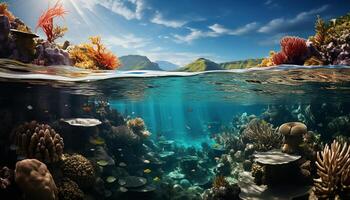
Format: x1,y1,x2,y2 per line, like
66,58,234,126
278,122,307,154
127,117,151,139
34,40,71,66
15,159,58,200
241,119,282,152
61,154,95,189
313,140,350,199
57,178,84,200
12,121,64,163
0,166,13,189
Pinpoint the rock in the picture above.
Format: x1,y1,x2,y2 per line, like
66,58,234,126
179,179,191,188
242,160,252,171
0,15,10,42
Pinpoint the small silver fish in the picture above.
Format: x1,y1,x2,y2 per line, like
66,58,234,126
27,105,33,110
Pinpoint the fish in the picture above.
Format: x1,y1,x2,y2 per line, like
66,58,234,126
106,176,116,183
27,105,33,110
89,137,105,145
97,160,108,167
186,125,191,130
143,159,151,164
82,105,92,112
143,168,152,174
119,162,127,167
153,177,160,182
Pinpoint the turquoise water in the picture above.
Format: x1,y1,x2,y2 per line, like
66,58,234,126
1,61,350,199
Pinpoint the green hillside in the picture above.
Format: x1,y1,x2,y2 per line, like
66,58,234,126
119,55,162,71
220,58,263,69
178,58,222,72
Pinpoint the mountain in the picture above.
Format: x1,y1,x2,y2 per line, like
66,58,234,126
155,60,179,71
220,58,263,69
119,55,162,71
178,58,222,72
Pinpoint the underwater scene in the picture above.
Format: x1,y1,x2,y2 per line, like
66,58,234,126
1,0,350,200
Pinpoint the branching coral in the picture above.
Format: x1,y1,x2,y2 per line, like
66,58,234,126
69,36,120,70
36,1,67,42
313,140,350,199
280,36,309,64
258,51,277,67
12,121,64,163
0,2,15,22
241,119,282,151
212,176,229,189
61,154,95,189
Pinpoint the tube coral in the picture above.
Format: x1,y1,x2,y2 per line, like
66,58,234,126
36,1,67,42
313,140,350,199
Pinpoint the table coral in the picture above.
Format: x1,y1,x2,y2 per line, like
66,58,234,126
313,140,350,199
12,121,64,163
61,154,95,189
15,159,58,200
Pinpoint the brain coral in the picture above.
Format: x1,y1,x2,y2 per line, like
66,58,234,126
57,178,84,200
61,154,95,189
15,159,57,200
12,121,64,163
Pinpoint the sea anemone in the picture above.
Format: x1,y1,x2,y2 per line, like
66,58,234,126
36,1,67,42
280,36,308,64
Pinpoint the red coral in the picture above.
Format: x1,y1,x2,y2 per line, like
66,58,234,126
280,36,308,64
36,1,67,42
88,36,120,70
272,52,287,65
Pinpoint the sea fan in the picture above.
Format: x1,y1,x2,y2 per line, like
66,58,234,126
272,52,287,65
280,36,308,64
36,1,67,42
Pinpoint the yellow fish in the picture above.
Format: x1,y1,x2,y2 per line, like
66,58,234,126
143,168,152,174
153,177,160,182
89,137,105,145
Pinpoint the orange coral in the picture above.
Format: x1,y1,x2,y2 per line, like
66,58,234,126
69,36,120,70
213,176,229,189
0,2,15,22
88,36,120,70
36,1,67,42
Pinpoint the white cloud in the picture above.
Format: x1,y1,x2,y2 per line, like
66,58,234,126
258,5,329,33
104,34,150,49
209,22,258,35
88,0,145,20
151,12,187,28
174,22,258,43
258,33,285,46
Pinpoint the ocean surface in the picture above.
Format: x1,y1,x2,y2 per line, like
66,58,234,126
1,59,350,147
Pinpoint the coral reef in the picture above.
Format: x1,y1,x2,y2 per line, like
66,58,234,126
280,37,309,64
272,51,288,65
202,176,241,200
12,120,64,163
36,1,67,43
308,14,350,65
127,117,151,139
313,140,350,199
56,178,84,200
278,122,307,154
69,36,120,70
258,51,276,67
241,119,282,152
15,159,58,200
107,125,141,147
0,166,13,189
61,154,96,189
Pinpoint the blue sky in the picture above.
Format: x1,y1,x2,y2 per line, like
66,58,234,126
4,0,350,65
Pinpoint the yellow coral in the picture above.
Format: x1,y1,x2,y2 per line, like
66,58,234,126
258,51,276,67
0,2,15,22
69,36,120,70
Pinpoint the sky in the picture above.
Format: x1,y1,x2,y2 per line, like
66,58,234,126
4,0,350,66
